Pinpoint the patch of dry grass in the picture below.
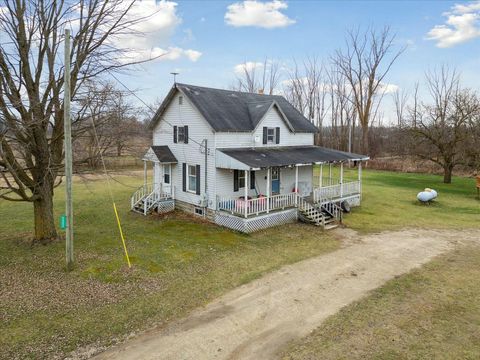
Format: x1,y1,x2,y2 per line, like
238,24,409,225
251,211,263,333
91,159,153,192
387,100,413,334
0,173,338,360
282,243,480,360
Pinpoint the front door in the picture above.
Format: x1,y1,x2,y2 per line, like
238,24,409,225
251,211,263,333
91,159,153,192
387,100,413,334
271,167,280,194
162,164,171,195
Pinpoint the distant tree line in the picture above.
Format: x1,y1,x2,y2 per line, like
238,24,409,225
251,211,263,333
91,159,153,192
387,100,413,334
234,27,480,184
72,81,150,170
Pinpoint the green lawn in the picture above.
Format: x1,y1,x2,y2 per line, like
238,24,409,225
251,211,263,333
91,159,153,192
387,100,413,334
0,172,338,360
0,169,478,359
315,166,479,233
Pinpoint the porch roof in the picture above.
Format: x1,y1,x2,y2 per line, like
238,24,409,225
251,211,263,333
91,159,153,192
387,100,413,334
216,146,369,170
143,146,177,163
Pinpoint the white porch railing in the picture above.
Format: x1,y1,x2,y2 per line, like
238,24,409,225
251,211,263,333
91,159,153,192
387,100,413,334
130,183,174,212
313,180,360,204
217,192,297,218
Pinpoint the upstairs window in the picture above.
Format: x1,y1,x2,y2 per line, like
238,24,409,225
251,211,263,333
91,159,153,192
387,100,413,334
267,128,275,143
263,126,280,144
178,126,185,142
173,125,188,144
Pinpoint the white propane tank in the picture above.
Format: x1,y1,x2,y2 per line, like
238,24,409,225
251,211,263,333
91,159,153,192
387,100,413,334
417,188,438,202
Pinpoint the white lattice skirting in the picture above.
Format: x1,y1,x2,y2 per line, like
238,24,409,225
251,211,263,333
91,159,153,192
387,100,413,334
215,209,298,233
157,200,175,214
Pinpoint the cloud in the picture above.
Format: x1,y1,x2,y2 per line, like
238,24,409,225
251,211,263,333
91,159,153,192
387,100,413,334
121,47,202,64
379,82,399,95
225,0,295,29
426,1,480,48
106,0,202,63
234,61,264,74
183,49,202,62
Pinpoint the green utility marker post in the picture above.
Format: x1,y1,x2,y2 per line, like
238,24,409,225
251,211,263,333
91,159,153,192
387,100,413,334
60,215,67,230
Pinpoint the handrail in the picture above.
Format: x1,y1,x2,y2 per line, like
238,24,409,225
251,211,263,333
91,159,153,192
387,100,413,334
130,183,174,212
320,201,343,223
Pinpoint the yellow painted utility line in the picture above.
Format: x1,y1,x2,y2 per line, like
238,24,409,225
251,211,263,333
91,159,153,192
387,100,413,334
113,202,131,268
89,113,132,269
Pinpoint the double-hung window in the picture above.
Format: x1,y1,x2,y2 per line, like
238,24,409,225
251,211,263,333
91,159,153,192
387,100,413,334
238,171,245,189
263,126,279,144
187,165,197,193
163,164,170,184
174,125,188,144
267,127,276,143
177,126,185,143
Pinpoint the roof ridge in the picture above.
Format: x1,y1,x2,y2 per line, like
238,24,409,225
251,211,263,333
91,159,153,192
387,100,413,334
176,83,282,98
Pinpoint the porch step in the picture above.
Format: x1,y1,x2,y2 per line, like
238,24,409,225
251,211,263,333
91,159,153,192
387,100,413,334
297,197,342,231
324,223,339,230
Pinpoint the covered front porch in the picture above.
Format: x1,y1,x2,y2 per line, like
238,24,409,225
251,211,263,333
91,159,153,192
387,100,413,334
215,146,367,219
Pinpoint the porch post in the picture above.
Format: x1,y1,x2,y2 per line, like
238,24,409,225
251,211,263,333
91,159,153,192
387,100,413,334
329,163,332,185
244,170,248,218
340,162,344,198
295,165,299,206
358,161,362,200
143,160,147,189
266,167,270,213
319,164,323,188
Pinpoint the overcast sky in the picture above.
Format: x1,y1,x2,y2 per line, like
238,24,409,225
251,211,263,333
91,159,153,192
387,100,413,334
116,0,480,122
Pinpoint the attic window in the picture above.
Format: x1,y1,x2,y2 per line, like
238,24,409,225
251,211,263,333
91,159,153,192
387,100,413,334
178,96,183,105
267,128,276,143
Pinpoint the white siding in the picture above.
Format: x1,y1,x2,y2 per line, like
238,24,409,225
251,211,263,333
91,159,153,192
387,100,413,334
214,107,314,149
215,166,313,199
151,93,316,210
152,92,217,209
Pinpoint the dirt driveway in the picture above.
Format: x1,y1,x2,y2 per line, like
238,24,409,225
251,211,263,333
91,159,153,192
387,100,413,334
92,228,478,360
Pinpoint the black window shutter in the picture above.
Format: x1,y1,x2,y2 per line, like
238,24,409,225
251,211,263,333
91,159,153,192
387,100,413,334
182,163,186,192
250,171,255,190
233,170,239,192
195,164,201,195
263,127,267,144
184,126,189,144
275,127,280,144
173,126,178,143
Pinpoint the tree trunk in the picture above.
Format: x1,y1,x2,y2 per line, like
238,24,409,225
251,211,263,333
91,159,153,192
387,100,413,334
33,179,58,244
361,125,369,155
443,164,453,184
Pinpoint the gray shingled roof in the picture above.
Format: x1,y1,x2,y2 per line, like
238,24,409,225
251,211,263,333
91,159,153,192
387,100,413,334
151,146,177,163
218,146,369,168
151,83,319,133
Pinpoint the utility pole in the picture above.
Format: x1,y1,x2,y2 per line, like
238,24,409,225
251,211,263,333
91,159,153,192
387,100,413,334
64,29,74,271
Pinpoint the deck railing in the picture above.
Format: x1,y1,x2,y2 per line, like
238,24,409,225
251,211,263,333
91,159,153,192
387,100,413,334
313,180,360,204
217,180,361,218
217,192,297,217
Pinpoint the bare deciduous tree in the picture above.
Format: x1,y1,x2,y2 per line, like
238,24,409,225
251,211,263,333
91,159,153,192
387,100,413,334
332,26,405,154
0,0,153,243
406,67,480,183
73,82,146,168
234,58,280,95
283,57,329,144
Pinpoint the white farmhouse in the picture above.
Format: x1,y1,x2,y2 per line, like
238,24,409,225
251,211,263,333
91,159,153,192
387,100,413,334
131,83,369,233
